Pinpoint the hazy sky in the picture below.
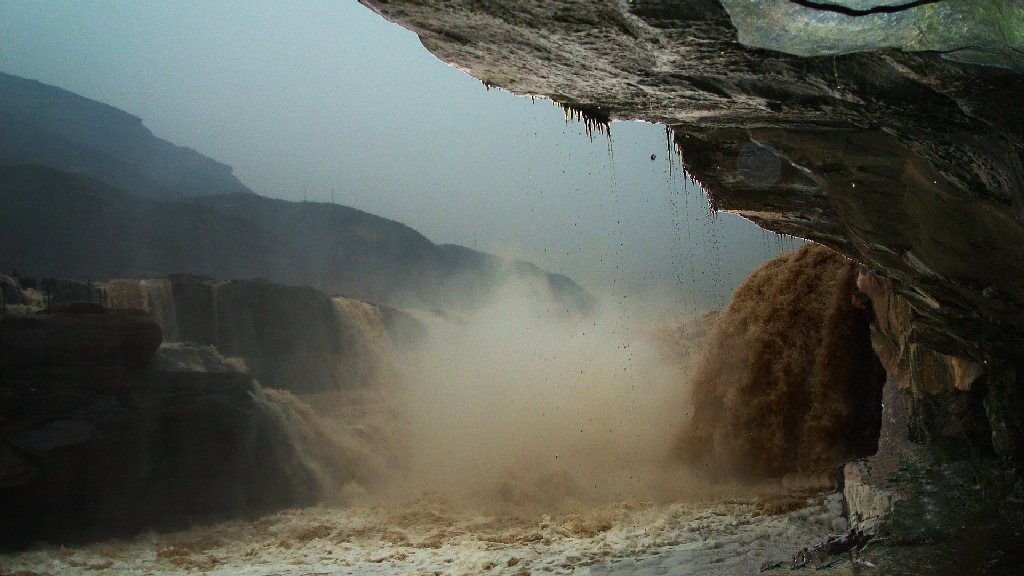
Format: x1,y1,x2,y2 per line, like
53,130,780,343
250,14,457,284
0,0,793,309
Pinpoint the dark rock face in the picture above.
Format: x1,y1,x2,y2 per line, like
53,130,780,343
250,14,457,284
0,307,327,547
107,276,397,394
1,369,315,547
677,126,1024,365
0,309,162,370
0,71,253,200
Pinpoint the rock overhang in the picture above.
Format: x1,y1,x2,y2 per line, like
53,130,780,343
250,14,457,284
358,0,1024,365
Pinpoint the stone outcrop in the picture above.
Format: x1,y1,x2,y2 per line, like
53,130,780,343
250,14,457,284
356,0,1023,368
721,0,1024,71
0,308,162,370
0,271,411,547
105,276,400,394
0,306,338,546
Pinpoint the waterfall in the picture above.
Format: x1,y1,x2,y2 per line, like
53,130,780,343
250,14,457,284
675,244,885,480
144,279,178,342
331,296,394,389
105,279,179,341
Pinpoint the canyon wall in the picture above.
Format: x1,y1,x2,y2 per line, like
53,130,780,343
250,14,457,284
105,276,399,394
0,274,411,546
0,308,322,546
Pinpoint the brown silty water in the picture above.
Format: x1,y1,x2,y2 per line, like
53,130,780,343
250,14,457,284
0,250,886,574
675,243,885,481
102,250,884,506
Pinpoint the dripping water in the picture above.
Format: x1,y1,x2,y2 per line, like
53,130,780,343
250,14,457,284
557,102,611,143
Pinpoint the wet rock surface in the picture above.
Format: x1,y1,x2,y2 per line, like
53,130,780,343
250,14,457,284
721,0,1024,70
0,304,325,547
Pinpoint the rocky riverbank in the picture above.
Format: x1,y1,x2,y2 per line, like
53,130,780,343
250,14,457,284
0,276,403,547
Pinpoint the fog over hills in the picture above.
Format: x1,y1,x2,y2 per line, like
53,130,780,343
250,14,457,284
0,72,593,314
0,71,252,200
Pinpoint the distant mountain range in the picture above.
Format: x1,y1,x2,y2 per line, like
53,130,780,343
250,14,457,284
0,72,593,313
0,72,252,200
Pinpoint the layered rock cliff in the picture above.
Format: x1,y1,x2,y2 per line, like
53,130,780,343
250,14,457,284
0,308,315,545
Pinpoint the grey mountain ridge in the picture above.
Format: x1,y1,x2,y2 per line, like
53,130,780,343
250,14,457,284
0,72,593,314
0,71,251,200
